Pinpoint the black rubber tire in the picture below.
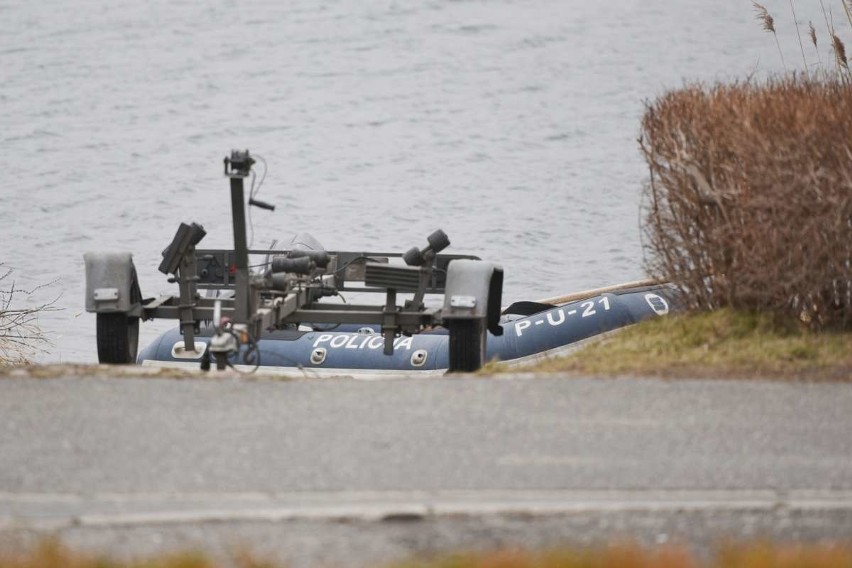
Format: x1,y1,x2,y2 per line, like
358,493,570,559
403,246,423,266
96,313,139,364
427,229,450,253
200,348,211,372
447,319,485,373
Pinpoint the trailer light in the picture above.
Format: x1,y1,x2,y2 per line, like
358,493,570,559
93,288,119,302
450,295,476,309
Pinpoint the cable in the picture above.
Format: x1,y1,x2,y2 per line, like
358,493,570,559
225,331,310,374
247,170,256,249
250,154,268,199
225,331,262,375
241,334,262,372
306,291,346,330
246,155,268,250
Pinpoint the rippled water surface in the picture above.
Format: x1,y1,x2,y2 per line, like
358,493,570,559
1,0,818,362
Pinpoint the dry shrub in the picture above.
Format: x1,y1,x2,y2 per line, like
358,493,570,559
0,267,58,365
640,77,852,330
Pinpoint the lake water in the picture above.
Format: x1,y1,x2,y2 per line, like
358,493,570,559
1,0,826,362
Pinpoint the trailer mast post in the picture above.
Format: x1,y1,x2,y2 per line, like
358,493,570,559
224,150,255,324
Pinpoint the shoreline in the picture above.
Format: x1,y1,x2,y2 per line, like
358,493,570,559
1,362,850,383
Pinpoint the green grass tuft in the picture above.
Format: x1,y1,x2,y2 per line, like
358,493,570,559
521,309,852,380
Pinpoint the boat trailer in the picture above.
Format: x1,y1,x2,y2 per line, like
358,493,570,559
84,150,504,372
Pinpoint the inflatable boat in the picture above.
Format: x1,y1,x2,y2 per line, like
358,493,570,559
138,281,675,377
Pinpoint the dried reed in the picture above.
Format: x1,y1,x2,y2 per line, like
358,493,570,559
753,2,787,70
789,1,810,73
814,0,852,74
756,1,852,76
843,0,852,27
809,20,825,65
833,33,849,69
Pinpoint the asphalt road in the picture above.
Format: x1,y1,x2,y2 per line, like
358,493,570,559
1,374,851,565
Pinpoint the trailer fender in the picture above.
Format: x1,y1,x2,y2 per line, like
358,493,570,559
442,259,503,372
442,260,503,328
83,252,143,316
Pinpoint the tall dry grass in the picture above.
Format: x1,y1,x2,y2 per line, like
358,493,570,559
640,78,852,330
752,1,852,76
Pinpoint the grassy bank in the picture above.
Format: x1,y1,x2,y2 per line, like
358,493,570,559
4,541,852,568
521,309,852,380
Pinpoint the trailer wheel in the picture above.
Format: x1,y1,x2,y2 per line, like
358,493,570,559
96,313,139,364
447,319,485,373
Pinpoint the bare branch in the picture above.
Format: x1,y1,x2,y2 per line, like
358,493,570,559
0,265,61,365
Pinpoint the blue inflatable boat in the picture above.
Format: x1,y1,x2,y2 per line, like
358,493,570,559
138,282,675,377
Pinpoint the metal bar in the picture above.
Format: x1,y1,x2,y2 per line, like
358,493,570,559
143,295,176,310
296,303,388,311
254,292,301,331
144,306,436,328
178,252,197,351
145,296,232,316
285,309,438,326
383,289,398,355
337,286,406,294
230,177,251,323
145,306,221,320
411,266,431,309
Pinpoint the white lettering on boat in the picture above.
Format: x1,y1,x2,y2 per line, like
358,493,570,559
514,298,612,337
547,309,565,326
313,334,415,351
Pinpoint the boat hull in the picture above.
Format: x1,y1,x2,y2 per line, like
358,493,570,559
137,284,676,374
